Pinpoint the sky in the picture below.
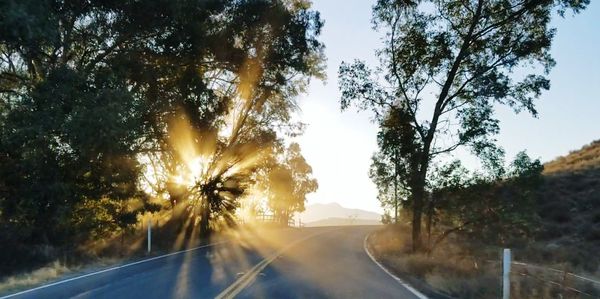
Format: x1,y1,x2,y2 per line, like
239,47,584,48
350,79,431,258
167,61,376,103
291,0,600,214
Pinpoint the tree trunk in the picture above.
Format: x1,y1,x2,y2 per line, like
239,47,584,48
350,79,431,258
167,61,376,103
279,210,290,226
411,187,424,252
426,198,434,250
394,179,398,224
120,231,124,255
410,160,429,252
199,199,211,238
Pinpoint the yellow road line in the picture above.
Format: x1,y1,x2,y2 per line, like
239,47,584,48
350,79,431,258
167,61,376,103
215,228,340,299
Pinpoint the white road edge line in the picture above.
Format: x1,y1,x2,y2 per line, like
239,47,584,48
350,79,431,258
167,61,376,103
0,241,228,299
363,234,429,299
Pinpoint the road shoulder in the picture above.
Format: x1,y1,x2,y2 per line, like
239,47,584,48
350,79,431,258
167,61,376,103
364,232,455,299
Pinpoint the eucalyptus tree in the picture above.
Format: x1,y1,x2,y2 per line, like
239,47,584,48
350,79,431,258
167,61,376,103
0,0,155,245
136,0,325,234
369,107,416,222
0,0,325,249
339,0,587,251
370,152,398,221
268,143,318,226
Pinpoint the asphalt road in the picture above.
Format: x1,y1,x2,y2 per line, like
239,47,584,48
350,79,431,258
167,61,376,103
1,226,424,299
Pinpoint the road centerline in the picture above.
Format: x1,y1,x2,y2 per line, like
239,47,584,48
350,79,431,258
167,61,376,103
215,228,341,299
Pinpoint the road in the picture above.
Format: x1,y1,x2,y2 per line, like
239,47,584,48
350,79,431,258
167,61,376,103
1,226,424,299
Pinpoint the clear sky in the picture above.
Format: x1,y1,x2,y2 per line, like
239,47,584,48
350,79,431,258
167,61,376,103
291,0,600,214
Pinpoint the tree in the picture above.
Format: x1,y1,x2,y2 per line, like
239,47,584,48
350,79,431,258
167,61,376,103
139,0,325,234
268,143,318,226
427,152,543,252
0,0,325,251
339,0,587,251
370,152,398,220
0,0,177,247
0,65,146,246
370,107,419,222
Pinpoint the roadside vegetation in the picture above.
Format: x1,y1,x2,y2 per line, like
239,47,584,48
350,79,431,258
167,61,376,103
339,0,589,253
0,0,322,279
343,0,597,297
369,140,600,298
370,224,586,299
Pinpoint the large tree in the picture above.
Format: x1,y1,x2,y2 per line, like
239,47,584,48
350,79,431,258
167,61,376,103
135,0,325,234
268,143,318,226
0,0,152,244
339,0,587,251
0,0,324,251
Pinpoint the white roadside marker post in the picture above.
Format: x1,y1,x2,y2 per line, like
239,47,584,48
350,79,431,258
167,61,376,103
147,219,152,253
503,248,511,299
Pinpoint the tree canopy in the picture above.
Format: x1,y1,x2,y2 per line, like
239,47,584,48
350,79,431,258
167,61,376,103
339,0,588,251
0,0,323,271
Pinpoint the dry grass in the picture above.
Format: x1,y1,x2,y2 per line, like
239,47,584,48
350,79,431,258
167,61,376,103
0,257,121,295
365,140,600,298
369,224,501,298
533,140,600,273
544,140,600,174
368,225,600,299
0,261,71,294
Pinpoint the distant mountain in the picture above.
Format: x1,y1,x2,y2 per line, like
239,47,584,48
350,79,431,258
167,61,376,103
297,202,381,226
303,217,381,227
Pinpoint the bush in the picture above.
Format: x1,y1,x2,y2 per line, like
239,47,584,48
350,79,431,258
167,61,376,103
425,271,500,298
369,225,600,299
584,225,600,241
0,224,53,277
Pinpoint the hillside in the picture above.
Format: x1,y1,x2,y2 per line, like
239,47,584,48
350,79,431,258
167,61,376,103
297,202,381,226
366,141,600,299
534,140,600,270
544,140,600,174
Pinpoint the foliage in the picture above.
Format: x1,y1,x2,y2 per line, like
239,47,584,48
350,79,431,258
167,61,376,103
0,66,145,245
369,107,418,222
267,143,318,225
369,224,600,299
127,0,326,234
339,0,587,251
0,0,323,273
427,152,543,251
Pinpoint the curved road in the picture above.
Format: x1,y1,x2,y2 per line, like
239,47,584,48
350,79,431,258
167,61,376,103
1,226,424,299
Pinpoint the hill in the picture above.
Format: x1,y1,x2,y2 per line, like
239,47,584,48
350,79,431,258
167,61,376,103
544,140,600,174
366,141,600,299
303,217,381,227
297,202,381,226
533,139,600,270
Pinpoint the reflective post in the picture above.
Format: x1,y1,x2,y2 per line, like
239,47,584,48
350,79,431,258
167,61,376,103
147,219,152,253
503,248,511,299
